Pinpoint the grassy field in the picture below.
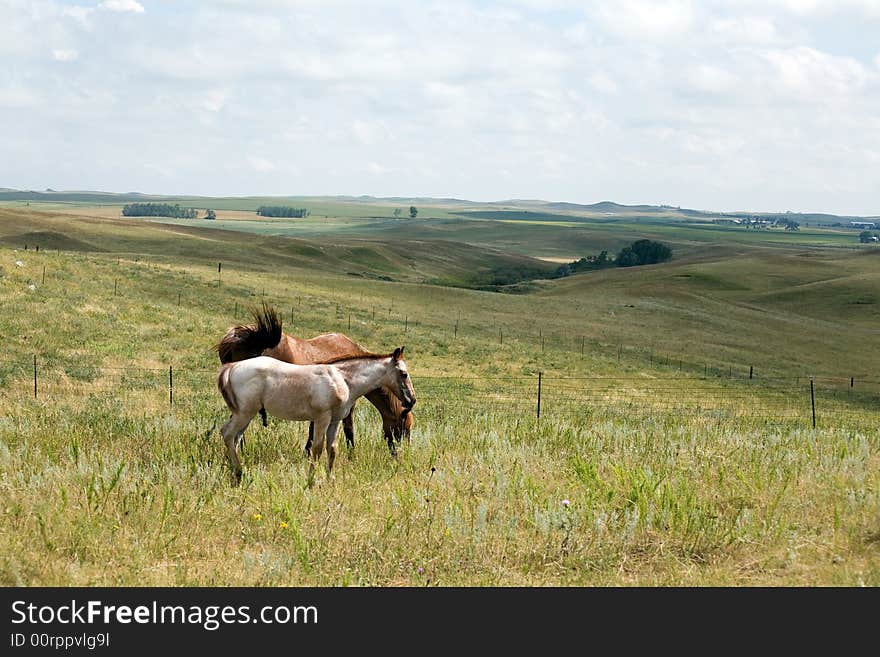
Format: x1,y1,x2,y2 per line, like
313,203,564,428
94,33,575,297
0,201,878,585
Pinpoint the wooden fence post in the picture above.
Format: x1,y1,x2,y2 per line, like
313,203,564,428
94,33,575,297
169,365,173,408
810,376,816,429
536,372,542,419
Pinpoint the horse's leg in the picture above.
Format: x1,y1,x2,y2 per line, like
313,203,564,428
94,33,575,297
364,388,398,455
304,422,314,457
403,411,413,444
307,414,330,488
383,419,397,455
326,420,342,478
343,409,355,449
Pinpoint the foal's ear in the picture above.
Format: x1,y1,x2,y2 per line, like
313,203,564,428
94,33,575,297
393,346,405,361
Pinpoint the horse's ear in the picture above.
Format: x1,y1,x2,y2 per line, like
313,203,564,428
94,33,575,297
393,346,405,361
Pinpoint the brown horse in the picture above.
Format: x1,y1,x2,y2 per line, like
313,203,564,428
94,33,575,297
215,303,413,453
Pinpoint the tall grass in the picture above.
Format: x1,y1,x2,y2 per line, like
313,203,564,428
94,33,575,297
0,246,878,586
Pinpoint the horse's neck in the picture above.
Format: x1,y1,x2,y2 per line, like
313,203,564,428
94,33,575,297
333,358,390,399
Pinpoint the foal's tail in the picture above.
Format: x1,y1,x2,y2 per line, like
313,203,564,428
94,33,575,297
217,363,239,413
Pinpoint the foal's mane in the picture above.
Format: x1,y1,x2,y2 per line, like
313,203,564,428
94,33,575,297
319,352,396,365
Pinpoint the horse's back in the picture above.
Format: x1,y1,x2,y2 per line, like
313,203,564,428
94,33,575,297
300,333,369,363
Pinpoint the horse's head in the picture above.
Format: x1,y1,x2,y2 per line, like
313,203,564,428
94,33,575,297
390,346,416,412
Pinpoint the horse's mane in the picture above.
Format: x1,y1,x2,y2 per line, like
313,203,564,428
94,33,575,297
215,301,283,363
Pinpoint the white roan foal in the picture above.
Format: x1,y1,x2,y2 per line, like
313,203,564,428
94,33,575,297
217,347,415,485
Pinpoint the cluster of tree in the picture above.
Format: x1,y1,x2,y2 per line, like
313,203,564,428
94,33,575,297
457,239,674,292
553,240,672,277
256,206,310,218
859,231,879,243
205,209,216,220
393,206,418,219
122,203,198,218
614,239,673,267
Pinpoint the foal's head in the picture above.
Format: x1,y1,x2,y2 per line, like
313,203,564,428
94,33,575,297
389,346,416,412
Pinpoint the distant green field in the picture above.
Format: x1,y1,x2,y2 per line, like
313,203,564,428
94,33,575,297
0,201,878,586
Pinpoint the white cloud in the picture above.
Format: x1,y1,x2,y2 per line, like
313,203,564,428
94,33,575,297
200,89,230,113
62,6,95,28
247,156,276,172
687,64,737,95
367,162,393,175
52,49,79,62
0,85,38,108
100,1,145,13
728,0,880,19
760,47,869,98
589,71,619,95
710,16,779,43
1,0,879,213
592,0,695,39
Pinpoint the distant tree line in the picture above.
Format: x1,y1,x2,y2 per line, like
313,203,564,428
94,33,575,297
122,203,198,218
553,251,611,277
256,206,310,218
472,239,675,291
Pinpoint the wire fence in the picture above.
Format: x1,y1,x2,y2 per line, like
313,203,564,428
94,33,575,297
7,247,879,391
3,357,878,430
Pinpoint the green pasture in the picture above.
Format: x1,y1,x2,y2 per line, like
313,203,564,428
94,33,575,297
0,202,878,585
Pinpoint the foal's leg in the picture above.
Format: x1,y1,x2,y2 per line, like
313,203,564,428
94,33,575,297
326,420,342,478
307,414,331,488
220,414,250,484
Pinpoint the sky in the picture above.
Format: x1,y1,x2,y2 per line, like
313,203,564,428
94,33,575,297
1,0,879,215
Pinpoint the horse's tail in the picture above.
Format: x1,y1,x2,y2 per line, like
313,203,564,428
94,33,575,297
215,301,283,363
217,363,239,413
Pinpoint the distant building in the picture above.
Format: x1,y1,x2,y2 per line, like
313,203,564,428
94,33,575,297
850,221,878,229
